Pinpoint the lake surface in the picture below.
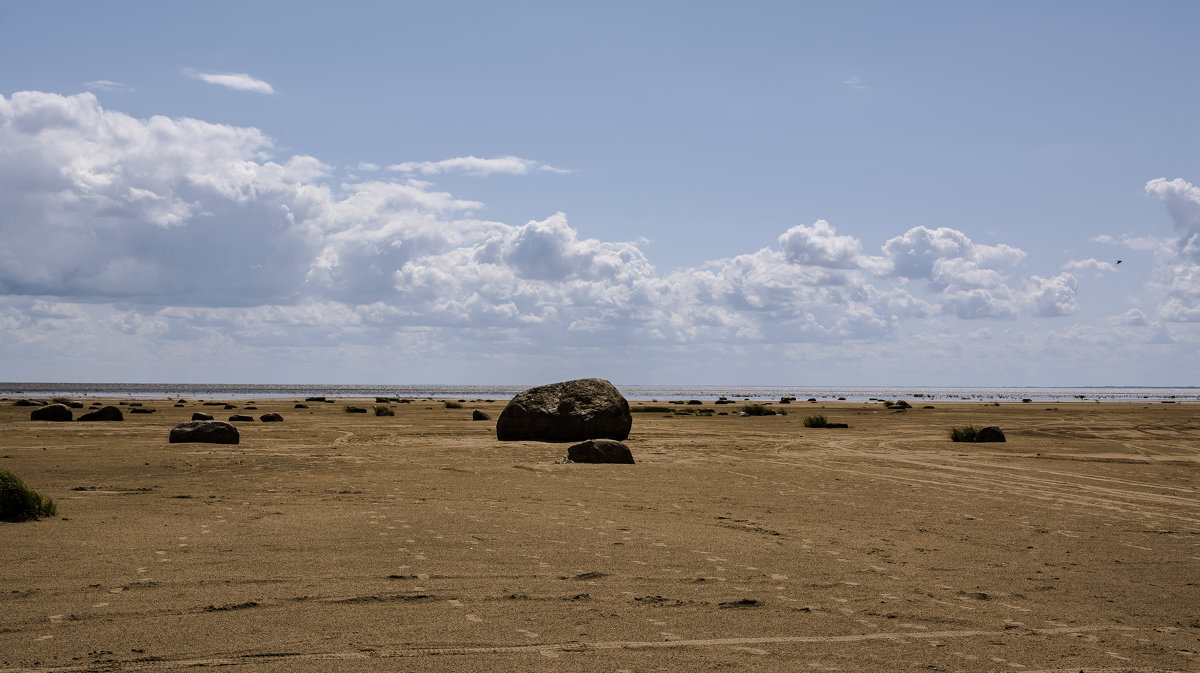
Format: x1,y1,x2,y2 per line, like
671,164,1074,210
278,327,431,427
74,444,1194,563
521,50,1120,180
1,382,1195,402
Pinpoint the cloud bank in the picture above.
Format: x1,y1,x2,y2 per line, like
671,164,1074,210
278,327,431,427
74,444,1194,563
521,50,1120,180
0,91,1193,382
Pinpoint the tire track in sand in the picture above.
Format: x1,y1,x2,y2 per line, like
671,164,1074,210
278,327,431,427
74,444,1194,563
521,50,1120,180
0,624,1144,672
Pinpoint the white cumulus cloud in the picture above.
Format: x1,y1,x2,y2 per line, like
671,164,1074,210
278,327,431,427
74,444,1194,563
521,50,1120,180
388,155,568,177
191,71,276,94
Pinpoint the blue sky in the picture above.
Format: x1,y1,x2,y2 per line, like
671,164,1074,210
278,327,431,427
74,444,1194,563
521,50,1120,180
1,1,1197,386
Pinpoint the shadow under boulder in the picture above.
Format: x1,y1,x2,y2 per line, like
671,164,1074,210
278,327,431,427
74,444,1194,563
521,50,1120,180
169,421,240,444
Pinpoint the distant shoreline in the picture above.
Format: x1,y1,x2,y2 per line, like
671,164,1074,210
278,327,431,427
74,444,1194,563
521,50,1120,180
1,382,1196,403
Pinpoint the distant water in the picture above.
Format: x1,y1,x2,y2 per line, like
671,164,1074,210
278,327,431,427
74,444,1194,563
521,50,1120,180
0,382,1196,403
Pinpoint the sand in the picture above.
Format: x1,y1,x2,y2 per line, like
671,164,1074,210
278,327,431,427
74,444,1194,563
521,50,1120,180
1,397,1197,672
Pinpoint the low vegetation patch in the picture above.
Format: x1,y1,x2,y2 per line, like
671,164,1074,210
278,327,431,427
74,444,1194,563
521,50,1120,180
803,414,828,428
632,405,672,413
373,405,394,416
50,396,72,405
740,404,777,416
0,466,57,522
443,401,463,409
949,425,980,442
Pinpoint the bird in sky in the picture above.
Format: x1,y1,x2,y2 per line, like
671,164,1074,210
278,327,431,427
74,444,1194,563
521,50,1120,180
1116,260,1123,265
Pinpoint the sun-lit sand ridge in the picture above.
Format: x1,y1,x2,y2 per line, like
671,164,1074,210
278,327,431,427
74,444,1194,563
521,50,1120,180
1,397,1197,671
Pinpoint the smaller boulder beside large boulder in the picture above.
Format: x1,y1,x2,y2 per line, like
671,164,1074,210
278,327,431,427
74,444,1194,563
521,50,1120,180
169,421,240,444
30,404,73,422
78,406,123,422
975,426,1006,443
259,413,283,422
564,439,635,464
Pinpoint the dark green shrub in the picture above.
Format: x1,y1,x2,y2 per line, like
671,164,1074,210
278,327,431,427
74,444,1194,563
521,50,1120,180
740,404,776,416
443,401,463,409
0,467,57,521
373,405,394,416
803,414,828,428
949,425,979,442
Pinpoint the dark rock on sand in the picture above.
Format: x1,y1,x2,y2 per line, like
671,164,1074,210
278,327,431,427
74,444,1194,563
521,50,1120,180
472,410,491,421
975,426,1006,443
78,406,123,421
826,422,849,428
31,404,72,421
496,378,631,442
259,413,283,422
228,415,253,422
169,421,240,444
129,407,155,414
14,399,45,407
565,439,635,464
67,401,84,409
294,403,308,409
192,412,214,421
345,406,367,413
305,396,326,402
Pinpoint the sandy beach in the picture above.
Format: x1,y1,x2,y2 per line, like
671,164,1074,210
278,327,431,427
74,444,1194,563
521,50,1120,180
2,396,1197,672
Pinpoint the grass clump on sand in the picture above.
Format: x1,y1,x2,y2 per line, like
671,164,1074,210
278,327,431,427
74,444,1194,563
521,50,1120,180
632,405,672,413
740,404,777,416
0,466,57,522
443,401,464,409
373,405,394,416
949,425,980,442
803,414,828,428
50,396,72,405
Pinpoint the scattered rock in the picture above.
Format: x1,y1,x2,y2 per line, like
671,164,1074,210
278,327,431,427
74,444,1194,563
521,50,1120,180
975,426,1006,443
472,410,491,421
496,378,632,442
564,439,635,464
259,413,283,423
169,421,239,444
14,399,45,407
78,406,123,422
345,406,367,413
228,415,253,422
305,396,326,402
294,403,308,409
30,404,72,422
129,407,156,414
192,412,214,421
375,397,389,403
825,422,849,428
67,401,84,409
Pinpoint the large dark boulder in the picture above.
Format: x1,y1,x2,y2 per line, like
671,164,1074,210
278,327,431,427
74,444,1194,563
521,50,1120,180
31,404,72,421
78,405,123,421
975,426,1006,443
496,378,631,442
169,421,239,444
472,410,491,421
565,439,635,464
259,413,283,422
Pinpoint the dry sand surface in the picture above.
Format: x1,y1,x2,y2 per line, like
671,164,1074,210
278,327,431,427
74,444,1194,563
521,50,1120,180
1,396,1198,672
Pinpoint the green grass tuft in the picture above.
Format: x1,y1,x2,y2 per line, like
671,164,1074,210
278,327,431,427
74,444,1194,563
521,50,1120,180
740,404,777,416
50,396,72,405
0,466,57,522
443,401,463,409
949,425,980,442
802,414,828,428
373,405,395,416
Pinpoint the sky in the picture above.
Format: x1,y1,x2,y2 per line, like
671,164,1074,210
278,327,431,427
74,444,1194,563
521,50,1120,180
0,1,1197,386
